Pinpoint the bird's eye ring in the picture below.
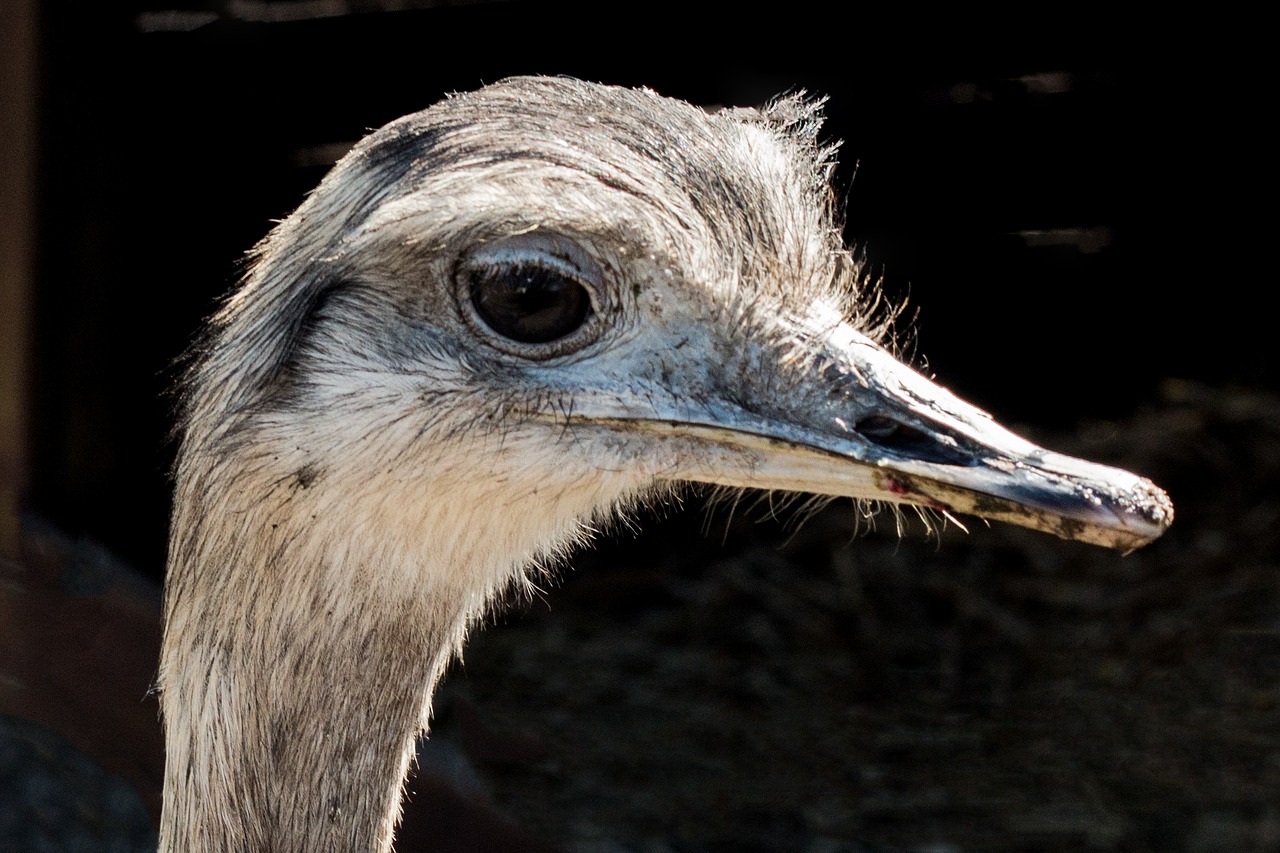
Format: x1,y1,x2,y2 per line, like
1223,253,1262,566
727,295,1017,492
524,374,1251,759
456,234,604,358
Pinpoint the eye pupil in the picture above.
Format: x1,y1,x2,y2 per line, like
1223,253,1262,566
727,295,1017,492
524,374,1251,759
469,263,593,344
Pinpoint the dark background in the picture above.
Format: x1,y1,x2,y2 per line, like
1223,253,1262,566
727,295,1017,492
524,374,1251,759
28,1,1263,573
7,4,1278,852
10,8,1280,850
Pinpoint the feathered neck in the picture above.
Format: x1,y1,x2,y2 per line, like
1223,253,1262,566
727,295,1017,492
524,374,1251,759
157,388,641,850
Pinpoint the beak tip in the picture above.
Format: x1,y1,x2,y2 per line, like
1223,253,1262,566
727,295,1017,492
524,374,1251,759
1123,475,1175,544
880,463,1173,552
1053,474,1174,551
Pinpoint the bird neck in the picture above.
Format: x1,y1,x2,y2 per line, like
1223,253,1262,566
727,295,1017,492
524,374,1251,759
158,456,483,852
158,404,641,851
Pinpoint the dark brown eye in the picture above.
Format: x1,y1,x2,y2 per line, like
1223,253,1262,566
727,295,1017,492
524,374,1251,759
468,262,593,344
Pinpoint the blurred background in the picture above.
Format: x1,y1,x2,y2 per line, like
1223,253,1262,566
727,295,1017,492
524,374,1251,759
2,3,1274,852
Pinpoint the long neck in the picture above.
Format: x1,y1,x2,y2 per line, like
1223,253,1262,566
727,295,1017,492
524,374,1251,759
158,451,486,852
160,584,462,852
158,396,642,850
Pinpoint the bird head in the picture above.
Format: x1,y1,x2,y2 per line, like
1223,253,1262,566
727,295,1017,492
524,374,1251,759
178,77,1170,605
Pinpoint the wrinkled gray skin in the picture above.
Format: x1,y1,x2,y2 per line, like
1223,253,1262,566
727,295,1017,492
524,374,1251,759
160,77,1172,852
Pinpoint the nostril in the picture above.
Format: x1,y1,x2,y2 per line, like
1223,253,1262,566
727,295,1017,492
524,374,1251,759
853,416,971,465
854,415,899,440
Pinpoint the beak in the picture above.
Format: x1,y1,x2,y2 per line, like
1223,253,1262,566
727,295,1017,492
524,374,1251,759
561,318,1172,552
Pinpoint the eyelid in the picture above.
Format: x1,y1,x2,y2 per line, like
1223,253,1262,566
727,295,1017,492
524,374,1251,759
465,233,603,285
472,256,595,305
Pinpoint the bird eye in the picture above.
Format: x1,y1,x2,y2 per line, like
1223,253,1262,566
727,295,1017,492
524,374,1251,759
456,234,605,357
468,262,593,344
